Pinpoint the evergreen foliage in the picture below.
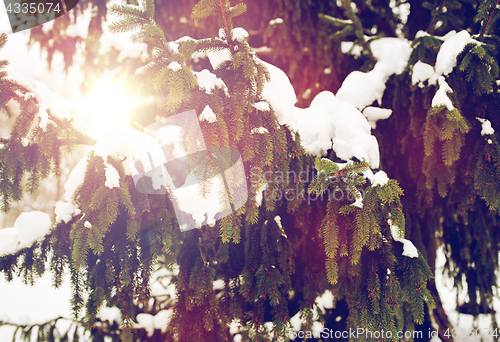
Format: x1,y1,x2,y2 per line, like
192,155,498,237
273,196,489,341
2,0,500,341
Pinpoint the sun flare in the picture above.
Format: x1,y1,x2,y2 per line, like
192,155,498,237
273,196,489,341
84,78,140,139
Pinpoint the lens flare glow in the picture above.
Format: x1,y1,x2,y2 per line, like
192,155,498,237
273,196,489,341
84,79,140,139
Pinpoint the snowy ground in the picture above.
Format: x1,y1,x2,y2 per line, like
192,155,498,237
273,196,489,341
0,272,74,341
434,246,500,342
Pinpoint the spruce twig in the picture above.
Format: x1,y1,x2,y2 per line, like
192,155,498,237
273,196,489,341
427,0,447,34
341,0,376,62
480,0,499,37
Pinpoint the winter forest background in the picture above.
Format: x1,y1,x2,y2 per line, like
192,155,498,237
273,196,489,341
0,0,500,341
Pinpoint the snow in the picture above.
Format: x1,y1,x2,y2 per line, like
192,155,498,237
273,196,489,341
0,272,72,330
362,167,374,181
65,125,169,194
293,91,380,168
41,20,55,34
0,5,12,34
290,310,302,334
167,61,182,71
350,195,364,208
15,212,52,250
140,110,249,231
231,27,249,42
255,183,267,206
401,239,419,258
274,215,283,229
169,36,207,61
370,170,390,187
337,37,412,110
176,35,195,44
135,65,147,75
105,163,120,189
276,219,287,240
213,279,225,290
93,125,167,180
477,117,495,136
370,38,412,75
167,41,180,54
433,30,472,78
31,81,72,120
247,48,382,167
412,61,435,87
194,69,228,95
150,267,178,299
302,88,312,99
98,306,121,324
311,320,324,337
0,28,88,132
64,156,88,202
426,30,480,85
315,290,334,313
150,125,185,159
37,106,50,130
341,42,362,56
218,28,227,39
0,212,52,256
433,246,500,342
14,81,67,123
135,309,173,336
251,127,268,134
336,66,386,108
199,105,217,123
15,90,35,101
362,106,392,129
151,278,176,298
100,24,148,63
55,201,79,223
65,7,92,39
0,228,18,256
171,172,228,230
269,18,284,25
253,101,270,111
228,318,242,337
388,219,419,258
206,45,232,69
258,59,298,128
432,76,454,111
415,30,431,38
391,0,410,24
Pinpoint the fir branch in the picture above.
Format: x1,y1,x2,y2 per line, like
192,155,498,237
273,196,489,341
228,3,247,19
478,0,499,37
44,108,96,146
318,13,353,27
109,2,171,58
0,34,7,51
191,0,220,20
219,0,235,52
109,18,148,34
340,0,376,62
427,0,447,34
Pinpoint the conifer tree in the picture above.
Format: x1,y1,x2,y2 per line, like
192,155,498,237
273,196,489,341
2,0,500,341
